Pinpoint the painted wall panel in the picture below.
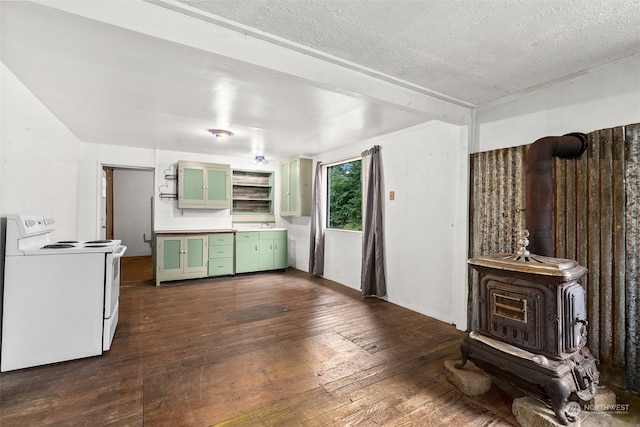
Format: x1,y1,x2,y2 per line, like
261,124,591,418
0,62,83,239
476,59,640,153
308,121,470,329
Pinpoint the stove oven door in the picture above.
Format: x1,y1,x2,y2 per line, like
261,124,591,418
103,245,127,350
483,279,546,354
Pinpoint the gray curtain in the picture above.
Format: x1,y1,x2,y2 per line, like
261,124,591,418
308,161,324,276
361,146,386,296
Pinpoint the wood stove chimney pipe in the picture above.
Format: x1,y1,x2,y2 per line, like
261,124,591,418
525,133,587,256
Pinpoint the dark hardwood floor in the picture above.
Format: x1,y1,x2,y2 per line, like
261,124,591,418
0,256,521,426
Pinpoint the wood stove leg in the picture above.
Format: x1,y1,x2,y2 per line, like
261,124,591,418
546,377,572,425
455,339,470,369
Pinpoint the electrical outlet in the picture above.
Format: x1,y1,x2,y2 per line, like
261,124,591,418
389,191,395,201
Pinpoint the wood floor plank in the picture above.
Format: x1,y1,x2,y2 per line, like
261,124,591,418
0,258,523,426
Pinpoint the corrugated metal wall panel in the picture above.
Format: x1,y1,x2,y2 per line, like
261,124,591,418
469,123,639,392
624,124,640,391
468,145,526,330
553,124,639,389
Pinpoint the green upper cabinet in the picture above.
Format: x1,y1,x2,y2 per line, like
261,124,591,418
280,157,312,217
178,160,231,209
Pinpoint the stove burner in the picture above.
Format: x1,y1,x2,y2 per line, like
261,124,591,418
85,240,112,244
57,241,79,244
42,244,75,249
84,244,108,248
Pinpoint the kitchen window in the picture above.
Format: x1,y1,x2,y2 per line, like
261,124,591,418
326,159,362,231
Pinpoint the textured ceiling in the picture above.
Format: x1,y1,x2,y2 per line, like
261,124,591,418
2,1,639,160
174,0,640,106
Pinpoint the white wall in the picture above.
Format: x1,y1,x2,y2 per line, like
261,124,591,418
476,59,640,153
297,121,471,329
0,62,83,240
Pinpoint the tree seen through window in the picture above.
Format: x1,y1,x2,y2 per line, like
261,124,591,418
327,160,362,231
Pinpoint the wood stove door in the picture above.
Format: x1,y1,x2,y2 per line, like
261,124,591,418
480,278,546,354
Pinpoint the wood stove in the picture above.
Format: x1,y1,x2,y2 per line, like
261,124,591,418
457,231,599,425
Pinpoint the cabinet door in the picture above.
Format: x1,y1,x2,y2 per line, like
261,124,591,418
206,168,230,209
281,161,291,213
180,166,205,205
178,161,230,209
280,157,311,217
273,237,288,269
259,239,274,270
280,159,299,215
184,235,207,274
158,236,182,274
236,240,260,273
288,159,299,213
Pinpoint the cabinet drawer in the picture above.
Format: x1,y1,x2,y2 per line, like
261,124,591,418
260,230,287,240
209,233,233,246
236,231,259,241
208,245,233,259
208,258,233,276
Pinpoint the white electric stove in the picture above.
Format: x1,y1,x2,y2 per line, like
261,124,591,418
2,214,126,371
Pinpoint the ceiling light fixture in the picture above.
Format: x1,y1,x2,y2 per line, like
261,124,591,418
253,155,268,165
207,129,234,141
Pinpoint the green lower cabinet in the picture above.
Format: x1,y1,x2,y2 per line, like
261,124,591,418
185,237,206,272
208,233,234,277
258,232,288,270
235,232,260,273
235,230,287,274
273,236,288,269
259,240,275,270
208,257,233,276
156,234,207,285
160,237,182,273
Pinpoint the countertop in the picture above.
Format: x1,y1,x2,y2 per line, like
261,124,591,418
154,227,287,235
154,229,235,235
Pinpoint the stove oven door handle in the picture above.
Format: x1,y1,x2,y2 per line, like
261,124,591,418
113,245,127,259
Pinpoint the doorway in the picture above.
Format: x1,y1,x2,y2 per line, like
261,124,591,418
103,166,154,284
102,166,155,284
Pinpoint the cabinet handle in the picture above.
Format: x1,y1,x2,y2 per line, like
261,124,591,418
270,244,273,250
255,245,258,251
